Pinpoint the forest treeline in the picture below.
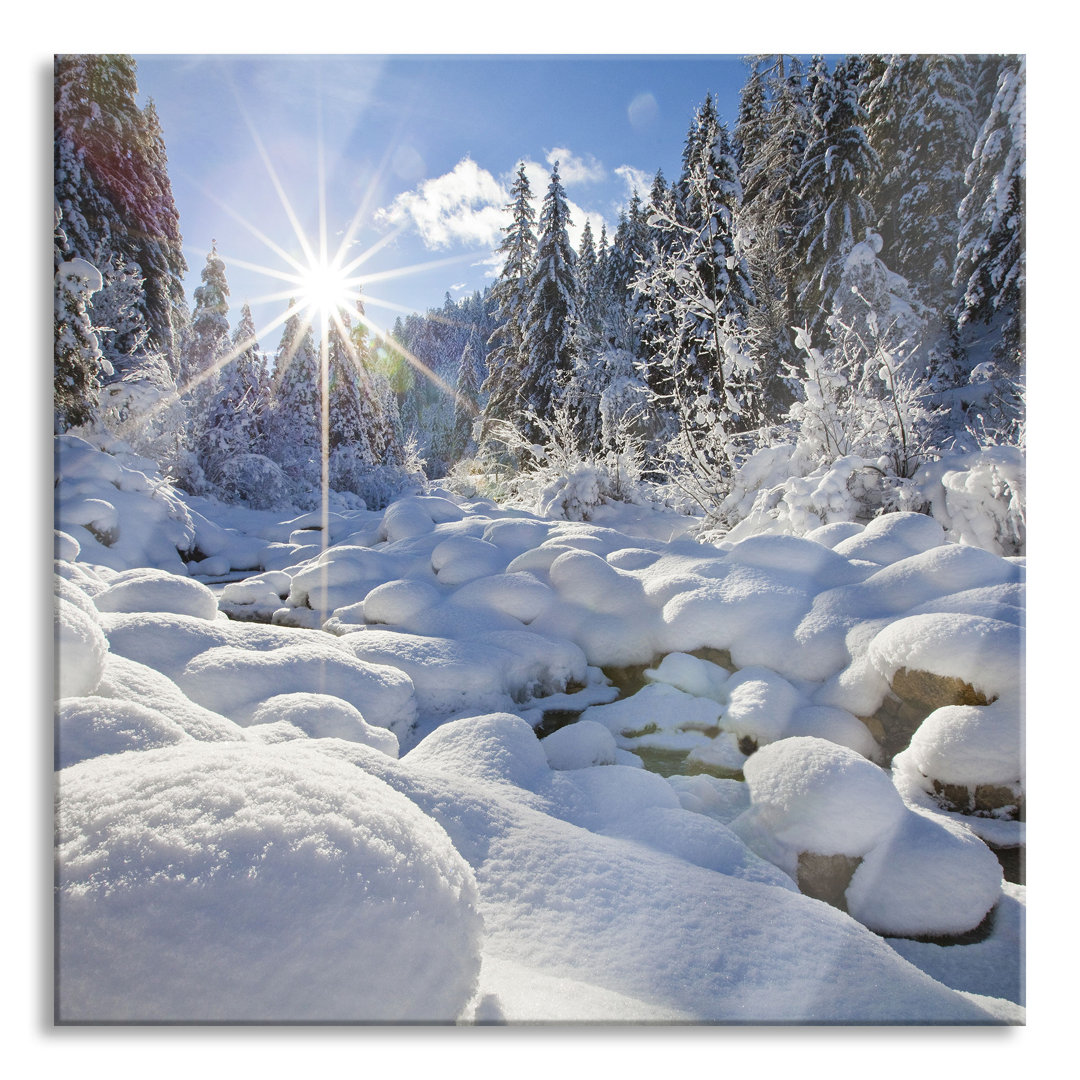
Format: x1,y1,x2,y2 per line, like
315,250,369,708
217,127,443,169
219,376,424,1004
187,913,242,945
54,54,1024,527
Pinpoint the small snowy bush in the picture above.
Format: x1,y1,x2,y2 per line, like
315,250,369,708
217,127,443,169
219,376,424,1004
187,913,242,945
214,453,294,510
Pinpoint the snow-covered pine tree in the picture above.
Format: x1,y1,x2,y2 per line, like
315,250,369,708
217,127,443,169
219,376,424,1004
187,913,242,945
954,55,1025,372
867,55,978,324
520,162,579,443
796,57,880,344
731,60,809,423
54,203,110,432
451,337,483,459
200,302,267,491
641,104,756,434
575,218,603,349
602,190,651,355
182,243,230,423
481,162,536,437
635,104,758,502
268,306,321,490
53,55,187,372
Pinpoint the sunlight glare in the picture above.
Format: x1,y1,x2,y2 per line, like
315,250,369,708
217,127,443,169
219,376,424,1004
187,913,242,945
297,258,356,320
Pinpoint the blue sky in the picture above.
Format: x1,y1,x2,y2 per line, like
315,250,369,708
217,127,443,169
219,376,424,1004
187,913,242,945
133,54,754,351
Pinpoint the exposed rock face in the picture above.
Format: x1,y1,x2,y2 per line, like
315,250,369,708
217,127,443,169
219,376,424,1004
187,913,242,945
797,852,863,912
871,668,993,761
931,778,1024,819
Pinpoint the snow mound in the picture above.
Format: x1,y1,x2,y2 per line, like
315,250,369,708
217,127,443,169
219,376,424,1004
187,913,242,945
55,742,483,1021
845,808,1003,937
868,613,1022,705
247,693,399,757
739,737,906,857
336,630,524,718
722,666,806,745
431,535,506,585
452,571,555,624
362,578,442,625
54,435,195,573
56,696,193,768
93,569,219,620
94,654,244,742
176,641,417,735
542,720,618,770
896,700,1023,789
645,651,731,702
405,712,550,790
56,529,81,561
56,594,108,698
832,511,946,565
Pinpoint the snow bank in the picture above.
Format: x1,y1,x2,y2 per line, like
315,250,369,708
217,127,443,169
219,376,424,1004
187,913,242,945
54,435,195,573
94,654,244,743
247,693,399,757
56,742,483,1021
176,640,417,735
56,696,192,768
93,569,219,620
55,594,108,698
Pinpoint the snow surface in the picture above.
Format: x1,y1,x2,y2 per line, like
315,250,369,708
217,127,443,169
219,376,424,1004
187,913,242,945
52,439,1025,1022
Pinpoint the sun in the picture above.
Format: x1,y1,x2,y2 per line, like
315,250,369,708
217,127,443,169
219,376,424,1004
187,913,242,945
295,257,357,321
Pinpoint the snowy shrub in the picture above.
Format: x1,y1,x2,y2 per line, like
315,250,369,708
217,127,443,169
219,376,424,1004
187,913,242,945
329,442,424,512
55,742,483,1021
911,446,1025,556
473,403,651,521
55,435,197,571
214,453,294,510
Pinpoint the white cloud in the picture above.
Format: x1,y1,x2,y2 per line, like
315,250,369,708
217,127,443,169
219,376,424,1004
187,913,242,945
545,147,606,186
615,164,652,200
375,157,508,250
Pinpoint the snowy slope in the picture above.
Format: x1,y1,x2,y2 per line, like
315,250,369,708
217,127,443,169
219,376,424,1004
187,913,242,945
53,436,1024,1023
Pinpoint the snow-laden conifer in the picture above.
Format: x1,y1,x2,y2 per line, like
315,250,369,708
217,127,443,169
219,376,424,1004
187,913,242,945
481,163,536,436
54,204,110,432
954,55,1025,370
796,58,879,341
520,162,579,442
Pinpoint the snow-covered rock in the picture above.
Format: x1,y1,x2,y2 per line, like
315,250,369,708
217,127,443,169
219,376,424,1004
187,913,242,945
55,742,483,1021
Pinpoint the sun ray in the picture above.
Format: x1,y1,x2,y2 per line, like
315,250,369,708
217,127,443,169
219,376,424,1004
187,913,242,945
177,174,310,278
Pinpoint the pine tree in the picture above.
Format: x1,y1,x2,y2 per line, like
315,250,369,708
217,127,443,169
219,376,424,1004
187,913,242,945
520,162,579,441
268,306,321,489
482,163,536,434
866,55,978,321
451,338,483,458
53,55,187,370
575,218,603,348
201,303,267,487
182,244,230,415
54,203,110,432
796,57,880,341
954,54,1025,370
